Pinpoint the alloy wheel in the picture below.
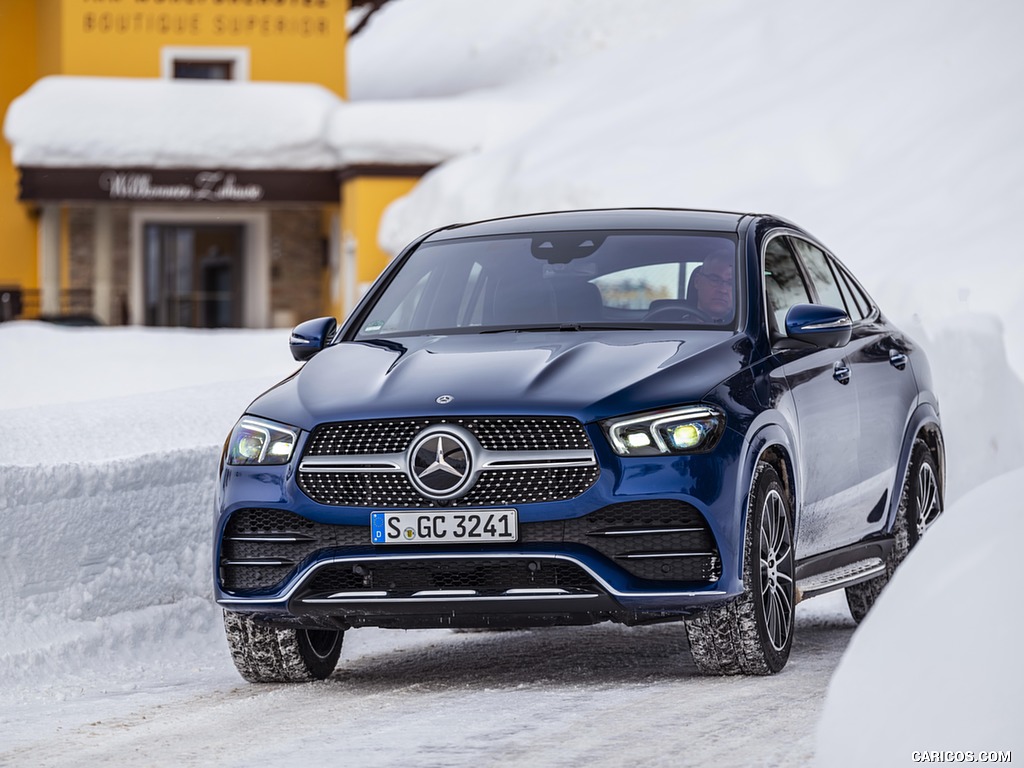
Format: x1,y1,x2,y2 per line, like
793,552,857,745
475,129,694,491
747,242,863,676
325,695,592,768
302,628,342,661
759,489,794,653
915,462,941,539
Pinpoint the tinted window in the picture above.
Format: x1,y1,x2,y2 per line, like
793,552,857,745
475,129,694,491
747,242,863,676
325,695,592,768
828,259,861,320
763,237,811,332
834,263,874,320
791,239,848,314
354,232,739,339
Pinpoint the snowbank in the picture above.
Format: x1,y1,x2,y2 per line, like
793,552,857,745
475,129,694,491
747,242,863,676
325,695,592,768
0,325,296,697
0,448,221,693
0,323,297,466
816,468,1024,762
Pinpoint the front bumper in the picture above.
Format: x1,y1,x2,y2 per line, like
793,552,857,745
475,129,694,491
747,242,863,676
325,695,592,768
214,424,748,628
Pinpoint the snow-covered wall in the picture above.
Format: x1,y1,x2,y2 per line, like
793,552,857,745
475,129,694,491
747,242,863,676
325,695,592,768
0,448,219,689
0,325,296,693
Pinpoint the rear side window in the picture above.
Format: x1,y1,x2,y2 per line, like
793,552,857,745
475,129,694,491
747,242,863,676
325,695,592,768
790,239,848,314
833,262,874,320
763,237,811,333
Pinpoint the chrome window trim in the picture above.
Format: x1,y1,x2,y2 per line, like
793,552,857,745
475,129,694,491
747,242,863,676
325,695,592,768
760,229,810,338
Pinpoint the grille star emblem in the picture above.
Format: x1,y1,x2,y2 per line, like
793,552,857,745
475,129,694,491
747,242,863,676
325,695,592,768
408,429,472,499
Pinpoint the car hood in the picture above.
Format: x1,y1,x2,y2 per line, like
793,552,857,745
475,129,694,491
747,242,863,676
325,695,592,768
248,331,748,430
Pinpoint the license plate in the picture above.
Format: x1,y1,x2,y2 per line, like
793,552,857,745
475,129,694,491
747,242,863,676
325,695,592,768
371,509,518,545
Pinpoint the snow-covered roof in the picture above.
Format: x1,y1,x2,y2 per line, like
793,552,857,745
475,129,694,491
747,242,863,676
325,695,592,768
3,75,498,170
4,76,342,169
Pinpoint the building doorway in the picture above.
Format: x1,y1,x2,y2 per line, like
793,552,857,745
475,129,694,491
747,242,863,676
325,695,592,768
143,223,245,327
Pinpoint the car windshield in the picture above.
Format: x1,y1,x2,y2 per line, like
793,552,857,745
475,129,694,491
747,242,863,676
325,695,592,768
353,230,739,340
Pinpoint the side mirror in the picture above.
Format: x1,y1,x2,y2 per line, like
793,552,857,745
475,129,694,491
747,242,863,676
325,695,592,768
289,316,338,361
785,304,852,349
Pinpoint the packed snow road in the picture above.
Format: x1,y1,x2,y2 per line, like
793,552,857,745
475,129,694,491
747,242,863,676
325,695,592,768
0,596,853,767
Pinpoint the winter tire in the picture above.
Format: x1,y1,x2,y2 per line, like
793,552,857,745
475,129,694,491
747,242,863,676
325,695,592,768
223,610,344,683
845,439,942,624
685,463,795,675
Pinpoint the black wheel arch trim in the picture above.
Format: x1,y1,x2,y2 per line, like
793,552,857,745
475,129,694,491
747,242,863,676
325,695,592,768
887,403,944,534
734,421,800,593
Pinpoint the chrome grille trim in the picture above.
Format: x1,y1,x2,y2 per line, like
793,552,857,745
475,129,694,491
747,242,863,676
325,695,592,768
615,551,717,559
587,526,705,537
226,534,316,543
300,448,596,474
222,559,295,567
302,593,603,605
300,455,405,473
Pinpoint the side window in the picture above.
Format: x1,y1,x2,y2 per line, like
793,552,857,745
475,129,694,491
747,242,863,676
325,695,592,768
362,272,430,335
828,260,862,320
834,262,874,320
763,237,811,333
790,239,849,315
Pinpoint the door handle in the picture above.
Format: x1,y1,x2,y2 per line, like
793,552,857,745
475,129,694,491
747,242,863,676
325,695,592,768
889,350,908,370
833,362,851,385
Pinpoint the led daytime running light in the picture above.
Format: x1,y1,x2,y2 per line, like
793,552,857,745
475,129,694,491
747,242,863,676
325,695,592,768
606,406,723,456
227,417,298,466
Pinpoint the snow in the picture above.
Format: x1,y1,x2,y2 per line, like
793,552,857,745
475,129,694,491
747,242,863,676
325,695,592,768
3,0,1024,763
4,76,343,169
816,468,1024,764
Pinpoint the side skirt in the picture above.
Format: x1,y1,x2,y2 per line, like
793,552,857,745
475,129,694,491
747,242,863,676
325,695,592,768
794,538,894,601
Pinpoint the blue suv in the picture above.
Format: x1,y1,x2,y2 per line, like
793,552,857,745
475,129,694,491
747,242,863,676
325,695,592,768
215,209,944,680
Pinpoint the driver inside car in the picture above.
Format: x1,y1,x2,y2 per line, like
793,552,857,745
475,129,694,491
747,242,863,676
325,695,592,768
692,249,735,323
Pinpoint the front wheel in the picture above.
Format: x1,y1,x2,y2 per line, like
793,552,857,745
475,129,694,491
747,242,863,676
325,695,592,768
685,463,795,675
223,610,344,683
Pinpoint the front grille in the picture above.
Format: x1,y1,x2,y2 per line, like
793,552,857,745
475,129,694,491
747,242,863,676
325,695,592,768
304,416,590,455
220,500,720,594
298,416,599,507
303,558,597,597
305,420,429,456
298,465,600,508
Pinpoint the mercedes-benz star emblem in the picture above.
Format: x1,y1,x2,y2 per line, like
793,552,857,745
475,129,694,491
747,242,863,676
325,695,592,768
409,430,471,499
436,395,454,404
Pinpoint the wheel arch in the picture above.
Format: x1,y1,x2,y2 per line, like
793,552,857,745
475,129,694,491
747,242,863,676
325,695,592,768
743,423,799,525
735,422,800,580
886,403,944,531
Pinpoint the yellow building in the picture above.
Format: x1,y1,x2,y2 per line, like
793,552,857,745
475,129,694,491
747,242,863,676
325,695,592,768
0,0,426,327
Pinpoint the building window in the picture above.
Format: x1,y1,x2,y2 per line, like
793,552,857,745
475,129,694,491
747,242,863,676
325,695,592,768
173,60,235,80
161,47,250,81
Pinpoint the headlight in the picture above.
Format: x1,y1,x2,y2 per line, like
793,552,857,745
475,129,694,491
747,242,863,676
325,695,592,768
603,406,725,457
226,417,299,466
